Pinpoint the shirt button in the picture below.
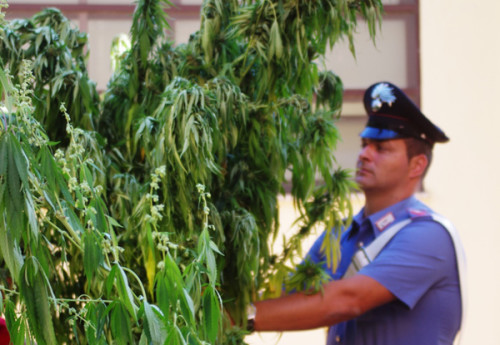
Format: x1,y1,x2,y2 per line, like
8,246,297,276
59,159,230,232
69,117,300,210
336,336,341,343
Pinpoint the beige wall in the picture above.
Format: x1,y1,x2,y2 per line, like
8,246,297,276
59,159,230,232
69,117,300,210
324,17,412,89
421,0,500,344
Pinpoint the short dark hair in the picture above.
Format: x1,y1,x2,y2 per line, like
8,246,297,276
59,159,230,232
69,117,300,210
404,137,433,179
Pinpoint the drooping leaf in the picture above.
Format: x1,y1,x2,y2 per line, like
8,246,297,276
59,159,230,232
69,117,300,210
143,300,167,345
6,135,22,215
202,285,221,344
83,231,103,282
0,219,24,281
110,301,134,345
9,132,29,187
5,299,26,345
113,263,139,321
19,259,57,345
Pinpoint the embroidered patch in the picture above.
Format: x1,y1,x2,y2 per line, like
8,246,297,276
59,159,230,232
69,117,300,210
375,212,395,231
408,208,429,217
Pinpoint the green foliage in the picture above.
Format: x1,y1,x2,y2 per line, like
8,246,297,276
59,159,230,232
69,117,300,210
285,258,333,295
0,7,99,142
0,0,383,343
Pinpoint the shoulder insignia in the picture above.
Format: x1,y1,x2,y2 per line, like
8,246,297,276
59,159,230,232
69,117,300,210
408,208,429,218
375,212,395,231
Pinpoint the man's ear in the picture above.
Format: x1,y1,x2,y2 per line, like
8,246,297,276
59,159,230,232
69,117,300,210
409,154,429,179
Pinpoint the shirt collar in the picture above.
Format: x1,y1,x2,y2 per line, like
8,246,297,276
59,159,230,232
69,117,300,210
356,195,419,238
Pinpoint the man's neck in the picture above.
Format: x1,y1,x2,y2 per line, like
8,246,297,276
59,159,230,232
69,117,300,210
363,189,414,216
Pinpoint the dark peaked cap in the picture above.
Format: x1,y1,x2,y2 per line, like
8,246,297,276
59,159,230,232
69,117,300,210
361,82,449,145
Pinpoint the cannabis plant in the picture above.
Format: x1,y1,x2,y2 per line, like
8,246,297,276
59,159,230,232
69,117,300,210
0,0,382,343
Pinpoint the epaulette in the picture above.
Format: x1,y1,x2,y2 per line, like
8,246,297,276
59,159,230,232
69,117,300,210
408,208,431,219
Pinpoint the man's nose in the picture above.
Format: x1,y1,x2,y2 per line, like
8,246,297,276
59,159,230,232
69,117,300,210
358,144,373,161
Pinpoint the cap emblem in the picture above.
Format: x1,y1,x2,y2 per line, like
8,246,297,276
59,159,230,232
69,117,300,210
371,83,397,112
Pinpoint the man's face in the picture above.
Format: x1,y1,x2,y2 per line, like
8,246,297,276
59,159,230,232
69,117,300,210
355,138,411,193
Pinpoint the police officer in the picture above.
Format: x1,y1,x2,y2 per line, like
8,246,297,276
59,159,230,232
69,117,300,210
247,82,465,345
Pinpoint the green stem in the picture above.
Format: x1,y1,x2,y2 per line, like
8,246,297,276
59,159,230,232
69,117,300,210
54,296,114,304
122,266,148,302
46,218,82,250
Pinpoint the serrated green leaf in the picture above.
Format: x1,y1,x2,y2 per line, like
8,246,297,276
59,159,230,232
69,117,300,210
0,134,8,178
143,300,167,345
114,263,138,321
24,190,39,243
0,69,13,106
110,301,133,344
5,299,26,345
155,272,170,316
38,146,59,202
209,239,223,255
269,20,283,60
19,259,56,345
202,285,220,344
6,137,22,214
82,164,93,187
0,221,23,281
84,301,108,342
139,31,150,65
106,265,117,297
57,169,75,205
9,132,29,188
106,215,123,229
83,231,103,282
60,208,82,239
145,246,156,297
181,288,195,323
93,198,108,233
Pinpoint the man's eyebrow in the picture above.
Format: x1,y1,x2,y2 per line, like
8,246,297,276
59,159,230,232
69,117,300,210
362,139,385,144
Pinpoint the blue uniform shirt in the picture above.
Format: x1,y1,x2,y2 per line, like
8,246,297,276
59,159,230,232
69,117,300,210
305,196,461,345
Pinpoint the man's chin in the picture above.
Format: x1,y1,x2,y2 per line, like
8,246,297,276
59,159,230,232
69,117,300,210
354,177,372,191
355,175,366,185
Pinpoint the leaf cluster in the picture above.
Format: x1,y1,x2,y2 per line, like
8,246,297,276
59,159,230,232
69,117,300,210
0,7,99,143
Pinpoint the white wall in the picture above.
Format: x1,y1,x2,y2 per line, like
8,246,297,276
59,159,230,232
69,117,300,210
420,0,500,344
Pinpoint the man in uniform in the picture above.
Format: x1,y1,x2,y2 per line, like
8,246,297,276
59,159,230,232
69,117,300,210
247,82,465,345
